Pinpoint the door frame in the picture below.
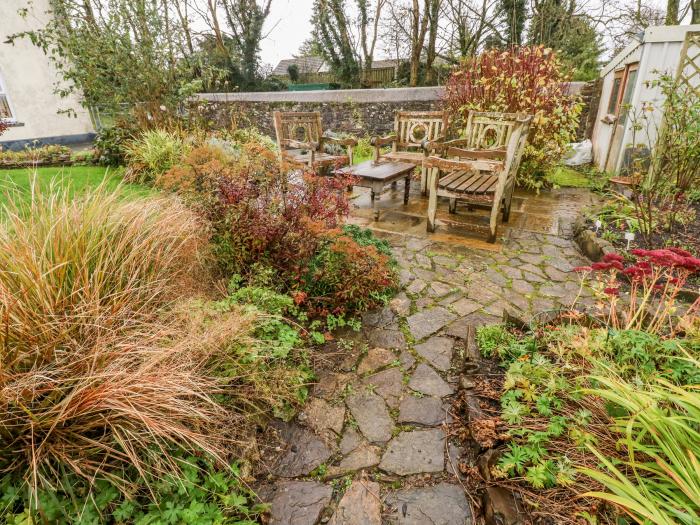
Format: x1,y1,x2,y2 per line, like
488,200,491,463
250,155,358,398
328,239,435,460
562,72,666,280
604,62,640,172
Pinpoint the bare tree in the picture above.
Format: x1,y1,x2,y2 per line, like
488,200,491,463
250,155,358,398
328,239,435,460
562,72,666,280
440,0,502,59
384,0,442,86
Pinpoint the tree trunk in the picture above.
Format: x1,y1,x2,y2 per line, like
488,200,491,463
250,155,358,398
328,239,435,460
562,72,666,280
425,0,440,84
665,0,679,24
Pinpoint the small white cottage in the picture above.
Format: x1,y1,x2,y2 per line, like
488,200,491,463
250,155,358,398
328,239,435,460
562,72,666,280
0,0,95,150
592,24,700,173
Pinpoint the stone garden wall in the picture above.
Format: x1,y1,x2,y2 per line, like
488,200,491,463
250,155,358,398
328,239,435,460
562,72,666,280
196,82,593,139
195,87,443,137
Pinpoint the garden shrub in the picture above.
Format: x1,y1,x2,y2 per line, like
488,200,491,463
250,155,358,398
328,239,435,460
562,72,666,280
208,161,352,279
125,129,189,183
444,46,582,190
0,182,308,508
298,225,398,316
94,119,140,166
0,144,72,167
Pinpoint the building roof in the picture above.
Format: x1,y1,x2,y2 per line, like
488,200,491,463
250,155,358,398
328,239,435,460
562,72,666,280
272,56,326,76
601,24,700,77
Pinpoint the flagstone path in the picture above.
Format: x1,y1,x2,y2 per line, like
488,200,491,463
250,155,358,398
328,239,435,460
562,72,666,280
259,190,597,524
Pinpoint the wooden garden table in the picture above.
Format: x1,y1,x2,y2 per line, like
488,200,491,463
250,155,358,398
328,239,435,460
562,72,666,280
335,160,415,221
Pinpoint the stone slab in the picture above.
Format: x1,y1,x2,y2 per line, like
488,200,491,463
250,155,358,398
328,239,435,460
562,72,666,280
407,308,457,341
408,364,454,397
264,480,333,525
329,480,382,525
398,395,445,426
272,421,333,478
379,429,445,475
414,336,454,371
346,391,393,444
386,483,473,525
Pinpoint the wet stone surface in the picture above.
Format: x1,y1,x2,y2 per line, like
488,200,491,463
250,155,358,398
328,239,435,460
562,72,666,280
379,428,446,475
263,480,333,525
346,391,394,444
408,363,455,398
386,483,473,525
262,188,597,525
271,421,333,478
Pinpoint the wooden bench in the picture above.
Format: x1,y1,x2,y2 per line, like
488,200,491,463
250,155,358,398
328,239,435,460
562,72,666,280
424,112,532,242
273,111,357,171
371,111,449,194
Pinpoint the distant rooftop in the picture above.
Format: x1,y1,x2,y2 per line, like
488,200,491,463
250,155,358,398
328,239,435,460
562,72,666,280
271,56,327,76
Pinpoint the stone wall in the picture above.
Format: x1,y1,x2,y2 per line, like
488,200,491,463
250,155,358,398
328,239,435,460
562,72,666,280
195,88,443,138
578,79,602,141
195,83,594,139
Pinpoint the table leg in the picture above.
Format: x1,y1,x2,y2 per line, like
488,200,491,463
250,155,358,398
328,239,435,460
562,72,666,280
372,182,382,221
404,175,410,205
391,181,398,190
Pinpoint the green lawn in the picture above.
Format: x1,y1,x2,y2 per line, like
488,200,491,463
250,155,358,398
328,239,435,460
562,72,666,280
546,166,592,188
0,165,154,206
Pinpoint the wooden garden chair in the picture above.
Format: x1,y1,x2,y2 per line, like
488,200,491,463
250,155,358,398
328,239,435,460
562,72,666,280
273,111,357,171
424,112,532,242
370,111,450,194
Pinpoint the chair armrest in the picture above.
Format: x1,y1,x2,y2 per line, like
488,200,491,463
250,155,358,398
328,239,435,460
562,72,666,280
281,139,319,150
423,155,503,173
324,136,358,147
370,134,397,147
421,135,448,153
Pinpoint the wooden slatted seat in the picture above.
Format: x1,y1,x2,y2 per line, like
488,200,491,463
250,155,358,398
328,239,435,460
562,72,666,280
273,111,357,171
371,111,450,194
425,112,532,242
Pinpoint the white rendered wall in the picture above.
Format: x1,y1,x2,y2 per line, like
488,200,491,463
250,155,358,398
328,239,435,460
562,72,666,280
0,0,94,147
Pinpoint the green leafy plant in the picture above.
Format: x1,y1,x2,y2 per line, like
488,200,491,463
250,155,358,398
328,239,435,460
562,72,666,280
1,457,264,524
126,129,188,183
580,372,700,525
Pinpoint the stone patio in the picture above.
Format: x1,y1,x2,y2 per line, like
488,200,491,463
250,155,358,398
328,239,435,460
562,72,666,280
260,187,596,524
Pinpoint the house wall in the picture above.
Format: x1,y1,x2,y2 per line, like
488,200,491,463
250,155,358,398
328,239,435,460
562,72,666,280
0,0,95,150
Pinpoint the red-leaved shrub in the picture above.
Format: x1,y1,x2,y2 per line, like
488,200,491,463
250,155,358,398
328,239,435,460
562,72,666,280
444,46,581,189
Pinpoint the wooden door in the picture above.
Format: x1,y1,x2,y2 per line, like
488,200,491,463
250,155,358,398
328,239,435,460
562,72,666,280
605,63,639,172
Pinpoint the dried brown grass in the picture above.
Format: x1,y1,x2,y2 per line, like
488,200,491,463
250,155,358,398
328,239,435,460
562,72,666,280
0,181,248,499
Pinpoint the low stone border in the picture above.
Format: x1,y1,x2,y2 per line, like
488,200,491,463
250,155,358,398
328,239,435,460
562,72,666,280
571,217,615,262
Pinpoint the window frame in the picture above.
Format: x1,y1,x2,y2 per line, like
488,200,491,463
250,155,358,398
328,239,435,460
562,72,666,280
0,72,16,123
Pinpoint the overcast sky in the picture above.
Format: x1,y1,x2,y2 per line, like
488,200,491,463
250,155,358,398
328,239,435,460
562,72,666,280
259,0,315,69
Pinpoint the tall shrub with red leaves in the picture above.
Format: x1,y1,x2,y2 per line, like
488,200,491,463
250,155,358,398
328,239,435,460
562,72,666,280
444,46,582,189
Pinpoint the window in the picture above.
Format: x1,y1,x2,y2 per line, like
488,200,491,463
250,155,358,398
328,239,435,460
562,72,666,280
607,75,623,114
0,72,15,122
618,65,639,124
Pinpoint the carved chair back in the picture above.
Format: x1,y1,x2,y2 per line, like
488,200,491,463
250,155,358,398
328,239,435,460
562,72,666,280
273,111,324,151
461,111,523,151
394,111,449,152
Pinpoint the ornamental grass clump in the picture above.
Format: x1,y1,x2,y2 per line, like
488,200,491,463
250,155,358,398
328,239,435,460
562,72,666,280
581,371,700,525
125,129,189,183
0,181,231,500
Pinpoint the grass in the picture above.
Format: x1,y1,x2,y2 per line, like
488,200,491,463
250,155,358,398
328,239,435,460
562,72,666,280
546,166,592,188
0,165,155,206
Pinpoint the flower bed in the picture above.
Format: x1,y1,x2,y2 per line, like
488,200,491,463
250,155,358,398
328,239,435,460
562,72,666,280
452,249,699,524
